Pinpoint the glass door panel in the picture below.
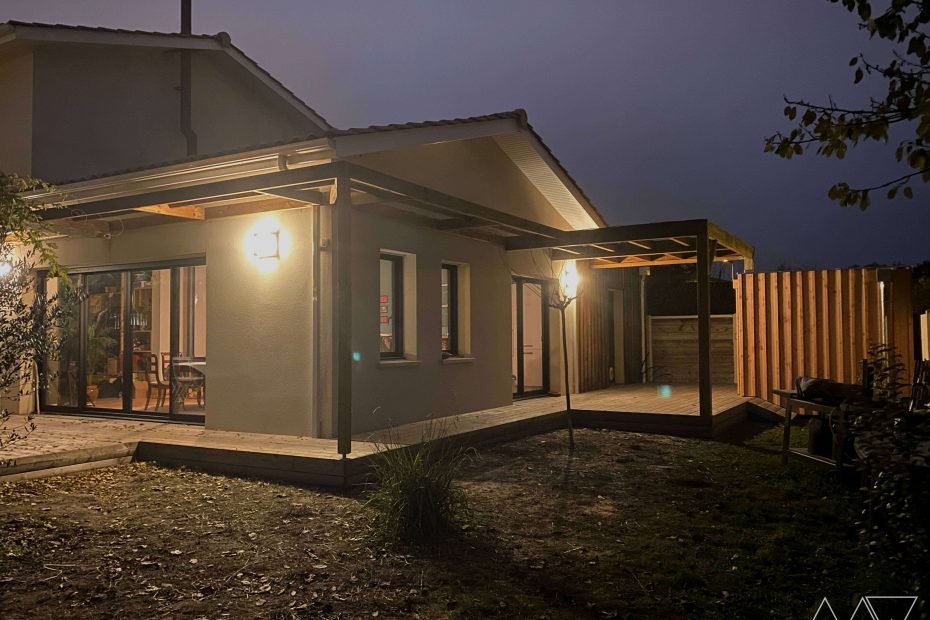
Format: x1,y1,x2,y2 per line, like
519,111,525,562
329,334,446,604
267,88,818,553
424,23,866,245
84,272,124,410
44,276,81,408
172,265,207,417
512,277,549,397
130,269,171,413
521,282,545,393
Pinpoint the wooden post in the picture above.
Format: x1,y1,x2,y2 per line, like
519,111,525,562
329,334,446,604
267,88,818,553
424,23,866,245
559,304,575,451
696,228,713,420
333,171,353,456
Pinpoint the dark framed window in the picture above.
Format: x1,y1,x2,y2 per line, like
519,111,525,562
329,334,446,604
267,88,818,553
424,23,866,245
441,264,458,356
379,254,404,358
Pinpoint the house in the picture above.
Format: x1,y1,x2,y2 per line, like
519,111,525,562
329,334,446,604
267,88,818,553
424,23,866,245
1,20,755,453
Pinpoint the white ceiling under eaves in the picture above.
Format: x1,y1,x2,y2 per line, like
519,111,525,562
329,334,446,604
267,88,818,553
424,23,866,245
493,132,599,231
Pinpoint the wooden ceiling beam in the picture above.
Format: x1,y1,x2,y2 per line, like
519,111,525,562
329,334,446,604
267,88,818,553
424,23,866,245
135,204,204,220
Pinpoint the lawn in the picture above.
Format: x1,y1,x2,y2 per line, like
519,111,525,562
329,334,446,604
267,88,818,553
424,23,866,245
0,424,893,619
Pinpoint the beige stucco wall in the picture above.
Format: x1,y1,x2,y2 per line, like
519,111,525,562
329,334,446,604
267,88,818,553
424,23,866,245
349,209,561,433
47,209,316,436
0,52,33,175
28,45,317,183
348,137,574,232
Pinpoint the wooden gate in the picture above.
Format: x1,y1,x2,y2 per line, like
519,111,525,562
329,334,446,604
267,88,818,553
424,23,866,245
734,268,914,402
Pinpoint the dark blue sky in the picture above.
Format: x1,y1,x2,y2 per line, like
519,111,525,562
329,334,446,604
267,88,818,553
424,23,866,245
5,1,929,270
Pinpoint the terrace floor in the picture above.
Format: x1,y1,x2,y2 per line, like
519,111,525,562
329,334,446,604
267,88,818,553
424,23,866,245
1,384,753,485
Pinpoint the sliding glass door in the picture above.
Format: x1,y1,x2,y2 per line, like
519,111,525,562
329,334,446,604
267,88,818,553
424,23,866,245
41,261,206,421
512,276,550,398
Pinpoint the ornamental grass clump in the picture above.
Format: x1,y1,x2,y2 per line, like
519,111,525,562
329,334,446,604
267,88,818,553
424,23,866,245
366,425,471,544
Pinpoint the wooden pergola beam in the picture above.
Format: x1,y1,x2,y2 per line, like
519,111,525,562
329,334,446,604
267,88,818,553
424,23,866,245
505,219,706,251
552,239,697,261
135,204,204,220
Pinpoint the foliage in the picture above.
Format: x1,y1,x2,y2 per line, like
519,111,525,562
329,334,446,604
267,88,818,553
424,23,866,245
850,405,930,603
765,0,930,208
366,425,472,544
847,345,929,604
865,343,907,402
1,172,75,456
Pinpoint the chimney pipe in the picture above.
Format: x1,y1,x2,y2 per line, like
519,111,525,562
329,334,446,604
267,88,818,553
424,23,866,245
179,0,197,155
181,0,192,34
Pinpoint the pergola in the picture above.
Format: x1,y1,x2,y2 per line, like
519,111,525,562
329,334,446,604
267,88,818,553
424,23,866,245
39,159,754,455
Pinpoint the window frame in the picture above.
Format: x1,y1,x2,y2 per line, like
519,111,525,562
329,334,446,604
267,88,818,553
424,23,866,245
379,253,405,359
441,264,459,357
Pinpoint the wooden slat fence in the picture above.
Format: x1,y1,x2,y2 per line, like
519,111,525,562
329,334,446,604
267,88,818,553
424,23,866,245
735,268,914,402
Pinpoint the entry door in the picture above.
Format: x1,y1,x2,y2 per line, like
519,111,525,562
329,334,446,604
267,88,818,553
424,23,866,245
512,277,550,397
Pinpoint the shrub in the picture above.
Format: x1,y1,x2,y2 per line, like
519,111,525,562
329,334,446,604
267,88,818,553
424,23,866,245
366,426,471,544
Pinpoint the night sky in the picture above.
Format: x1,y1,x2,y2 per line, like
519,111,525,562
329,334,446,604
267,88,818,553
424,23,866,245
5,1,929,270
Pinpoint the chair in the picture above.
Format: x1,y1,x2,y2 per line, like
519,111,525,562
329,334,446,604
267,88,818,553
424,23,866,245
143,353,169,411
166,353,206,411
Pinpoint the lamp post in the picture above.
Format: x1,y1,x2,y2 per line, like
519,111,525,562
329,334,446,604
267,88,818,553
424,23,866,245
551,260,580,451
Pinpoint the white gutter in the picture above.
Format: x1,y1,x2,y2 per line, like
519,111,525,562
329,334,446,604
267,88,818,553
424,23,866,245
27,138,335,206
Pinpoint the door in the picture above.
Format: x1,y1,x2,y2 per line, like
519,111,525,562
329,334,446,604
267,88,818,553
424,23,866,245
512,276,550,397
40,261,207,421
609,289,625,384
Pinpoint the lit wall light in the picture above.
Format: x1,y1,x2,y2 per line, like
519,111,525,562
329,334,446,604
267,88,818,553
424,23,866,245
559,260,580,300
252,229,280,260
245,217,291,273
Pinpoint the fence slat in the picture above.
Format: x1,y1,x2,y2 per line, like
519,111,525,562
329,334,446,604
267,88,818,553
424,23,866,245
736,267,914,401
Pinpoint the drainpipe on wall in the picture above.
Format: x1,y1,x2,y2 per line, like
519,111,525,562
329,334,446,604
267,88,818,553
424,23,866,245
179,0,198,156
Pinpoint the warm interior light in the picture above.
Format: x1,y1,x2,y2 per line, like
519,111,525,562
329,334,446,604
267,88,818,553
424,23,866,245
251,229,280,259
559,260,579,299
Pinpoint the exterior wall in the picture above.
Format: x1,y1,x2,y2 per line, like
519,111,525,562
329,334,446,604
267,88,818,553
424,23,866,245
28,45,317,183
348,137,574,231
46,209,316,436
0,52,33,175
576,264,643,392
349,210,521,433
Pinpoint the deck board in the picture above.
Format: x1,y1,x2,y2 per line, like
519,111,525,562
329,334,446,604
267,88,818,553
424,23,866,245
3,384,750,484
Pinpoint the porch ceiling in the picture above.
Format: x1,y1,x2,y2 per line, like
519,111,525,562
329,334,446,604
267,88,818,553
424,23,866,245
36,160,753,271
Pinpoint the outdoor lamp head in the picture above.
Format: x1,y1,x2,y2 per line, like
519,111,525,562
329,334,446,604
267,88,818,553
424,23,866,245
559,260,579,299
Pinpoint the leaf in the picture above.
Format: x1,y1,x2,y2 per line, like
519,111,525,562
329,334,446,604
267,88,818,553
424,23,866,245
903,186,914,199
854,68,864,84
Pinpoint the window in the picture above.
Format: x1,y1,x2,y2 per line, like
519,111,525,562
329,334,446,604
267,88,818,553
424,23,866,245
441,264,458,356
379,254,404,358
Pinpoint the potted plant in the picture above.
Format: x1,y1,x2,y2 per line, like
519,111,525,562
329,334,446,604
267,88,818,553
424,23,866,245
85,322,116,403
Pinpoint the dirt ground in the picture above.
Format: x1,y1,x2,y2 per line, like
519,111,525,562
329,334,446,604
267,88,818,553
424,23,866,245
0,425,891,619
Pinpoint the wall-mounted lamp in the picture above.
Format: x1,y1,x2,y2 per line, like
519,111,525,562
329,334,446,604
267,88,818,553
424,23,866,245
251,229,280,260
558,259,580,300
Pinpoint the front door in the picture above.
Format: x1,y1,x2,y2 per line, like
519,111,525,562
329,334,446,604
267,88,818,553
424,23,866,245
512,276,550,398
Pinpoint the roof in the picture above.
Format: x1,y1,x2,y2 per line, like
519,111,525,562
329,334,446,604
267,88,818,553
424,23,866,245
49,110,606,229
1,22,605,229
0,20,332,131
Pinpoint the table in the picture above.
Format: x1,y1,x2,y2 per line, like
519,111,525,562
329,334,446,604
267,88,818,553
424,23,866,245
773,388,842,467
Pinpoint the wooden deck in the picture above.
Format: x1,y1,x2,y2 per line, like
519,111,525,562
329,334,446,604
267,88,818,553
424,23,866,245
2,384,751,486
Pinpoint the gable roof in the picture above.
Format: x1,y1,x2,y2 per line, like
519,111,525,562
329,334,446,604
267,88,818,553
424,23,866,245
0,20,332,131
46,109,606,230
1,22,605,229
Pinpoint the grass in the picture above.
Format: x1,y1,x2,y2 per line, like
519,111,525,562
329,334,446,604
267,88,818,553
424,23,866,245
0,423,901,619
